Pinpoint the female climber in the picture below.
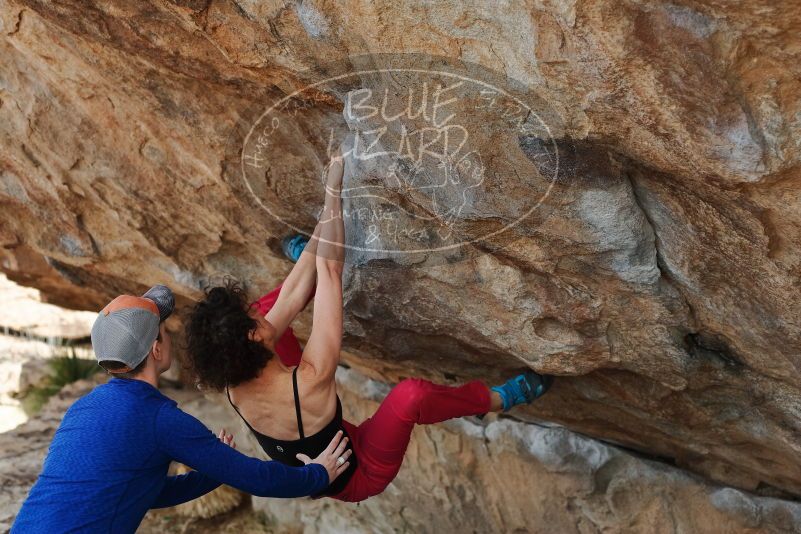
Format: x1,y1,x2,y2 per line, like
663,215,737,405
184,142,553,502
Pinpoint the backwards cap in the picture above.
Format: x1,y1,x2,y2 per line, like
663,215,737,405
90,285,175,373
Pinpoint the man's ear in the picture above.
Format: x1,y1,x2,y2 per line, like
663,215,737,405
150,337,162,361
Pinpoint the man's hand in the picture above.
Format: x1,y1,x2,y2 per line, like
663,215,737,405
295,430,352,484
218,428,236,449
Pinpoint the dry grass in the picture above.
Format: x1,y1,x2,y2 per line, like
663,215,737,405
140,503,276,534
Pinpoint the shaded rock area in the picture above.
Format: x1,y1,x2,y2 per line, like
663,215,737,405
1,0,801,526
3,370,801,533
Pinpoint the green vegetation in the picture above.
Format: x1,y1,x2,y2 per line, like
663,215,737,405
22,351,102,414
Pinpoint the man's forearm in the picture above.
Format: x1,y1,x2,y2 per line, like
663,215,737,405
158,407,331,499
151,472,221,509
203,452,330,498
247,460,329,498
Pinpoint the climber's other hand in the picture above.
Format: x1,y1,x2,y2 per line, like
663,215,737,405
218,428,236,449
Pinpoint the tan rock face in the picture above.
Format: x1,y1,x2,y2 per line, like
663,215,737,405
0,0,800,505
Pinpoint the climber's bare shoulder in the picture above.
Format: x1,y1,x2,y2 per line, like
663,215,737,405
298,345,339,385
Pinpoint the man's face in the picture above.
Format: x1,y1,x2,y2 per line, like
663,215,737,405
247,305,275,347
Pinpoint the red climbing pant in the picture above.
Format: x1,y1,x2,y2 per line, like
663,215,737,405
252,283,492,502
333,378,491,502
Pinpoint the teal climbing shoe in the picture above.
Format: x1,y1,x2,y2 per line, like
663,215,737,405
491,371,553,412
281,234,309,263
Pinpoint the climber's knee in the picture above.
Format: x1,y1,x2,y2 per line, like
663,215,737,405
389,378,429,421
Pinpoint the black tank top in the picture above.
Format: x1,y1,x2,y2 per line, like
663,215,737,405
225,367,357,496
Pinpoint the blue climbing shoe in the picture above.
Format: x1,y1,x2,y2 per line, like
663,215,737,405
281,234,309,263
491,371,553,412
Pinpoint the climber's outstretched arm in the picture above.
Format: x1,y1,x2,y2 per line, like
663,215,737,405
264,223,321,338
302,145,345,380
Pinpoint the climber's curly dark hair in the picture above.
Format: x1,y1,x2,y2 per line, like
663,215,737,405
184,280,273,391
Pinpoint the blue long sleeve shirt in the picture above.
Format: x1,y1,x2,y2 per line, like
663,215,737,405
12,378,329,533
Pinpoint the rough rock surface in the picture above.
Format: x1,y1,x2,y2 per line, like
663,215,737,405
4,370,801,533
1,0,800,514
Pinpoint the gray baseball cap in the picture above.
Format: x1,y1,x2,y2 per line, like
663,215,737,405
142,284,175,322
91,286,175,372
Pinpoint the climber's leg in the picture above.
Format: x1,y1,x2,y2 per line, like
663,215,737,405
251,283,283,316
352,378,492,497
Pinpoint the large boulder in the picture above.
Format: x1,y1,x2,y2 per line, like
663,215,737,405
0,0,799,505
